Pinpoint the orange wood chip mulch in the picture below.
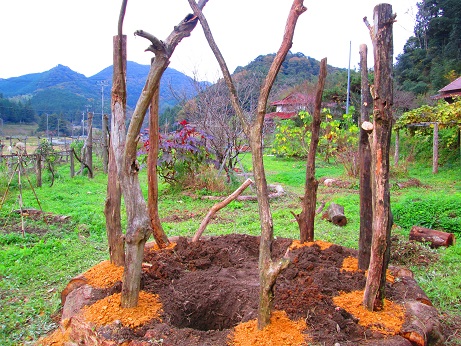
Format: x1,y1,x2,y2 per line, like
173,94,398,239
341,256,395,283
229,310,309,346
82,260,124,288
289,239,333,251
83,291,162,328
333,290,405,335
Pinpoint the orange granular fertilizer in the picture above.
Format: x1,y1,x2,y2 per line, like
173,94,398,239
82,260,124,288
36,324,71,345
333,290,404,335
341,257,395,283
341,256,360,272
82,291,162,328
229,310,309,346
146,241,177,252
289,239,333,251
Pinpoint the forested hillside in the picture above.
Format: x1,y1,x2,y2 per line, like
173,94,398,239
394,0,461,94
0,62,201,129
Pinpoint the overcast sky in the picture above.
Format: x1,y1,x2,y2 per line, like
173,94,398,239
0,0,417,82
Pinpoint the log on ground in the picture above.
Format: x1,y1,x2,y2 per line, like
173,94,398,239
323,203,347,226
409,226,455,248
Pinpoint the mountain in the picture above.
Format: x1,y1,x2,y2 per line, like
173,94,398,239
0,62,204,126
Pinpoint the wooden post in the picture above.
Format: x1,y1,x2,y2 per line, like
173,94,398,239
394,129,400,166
104,34,126,267
293,58,327,243
358,43,373,270
363,3,395,312
87,112,93,178
432,122,438,174
70,149,75,178
36,154,42,187
102,114,109,174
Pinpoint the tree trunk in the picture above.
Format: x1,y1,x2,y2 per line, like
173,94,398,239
432,122,438,174
294,58,327,243
104,34,126,267
363,3,395,311
147,86,170,248
187,0,305,329
410,225,455,248
358,43,373,270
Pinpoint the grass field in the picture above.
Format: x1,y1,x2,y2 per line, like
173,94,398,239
1,151,460,345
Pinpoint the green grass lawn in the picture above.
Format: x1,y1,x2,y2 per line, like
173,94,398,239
1,154,460,345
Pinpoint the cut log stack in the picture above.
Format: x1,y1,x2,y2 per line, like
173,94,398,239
409,226,455,248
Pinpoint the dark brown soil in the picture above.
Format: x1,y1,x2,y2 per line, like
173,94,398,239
51,233,439,346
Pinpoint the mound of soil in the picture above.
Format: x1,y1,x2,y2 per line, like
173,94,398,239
41,234,444,346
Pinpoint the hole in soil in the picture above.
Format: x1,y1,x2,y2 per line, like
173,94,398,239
166,270,258,331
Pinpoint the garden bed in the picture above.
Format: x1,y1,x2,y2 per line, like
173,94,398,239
40,234,443,345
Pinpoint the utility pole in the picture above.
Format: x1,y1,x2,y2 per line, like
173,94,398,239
46,113,49,140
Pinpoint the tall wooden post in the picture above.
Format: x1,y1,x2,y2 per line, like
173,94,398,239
363,3,395,311
86,112,93,178
358,44,373,270
432,122,439,174
104,34,126,267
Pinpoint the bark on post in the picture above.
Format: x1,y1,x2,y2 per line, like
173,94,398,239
358,43,373,270
147,87,170,248
363,3,395,311
104,34,127,267
432,122,438,174
188,0,305,329
293,58,327,243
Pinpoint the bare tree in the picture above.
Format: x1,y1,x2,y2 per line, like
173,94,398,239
184,75,260,173
362,3,395,311
292,58,327,243
187,0,306,329
107,0,209,308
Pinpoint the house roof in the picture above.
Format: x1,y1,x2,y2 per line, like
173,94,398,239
265,111,297,120
432,76,461,99
439,76,461,92
270,92,308,106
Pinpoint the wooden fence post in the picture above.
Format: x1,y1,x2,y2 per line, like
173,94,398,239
87,112,93,178
36,154,42,187
70,149,75,178
102,114,109,174
432,122,438,174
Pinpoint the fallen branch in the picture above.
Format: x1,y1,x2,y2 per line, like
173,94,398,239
192,178,253,242
200,183,284,201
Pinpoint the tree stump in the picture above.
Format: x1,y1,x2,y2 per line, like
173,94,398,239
409,226,455,248
324,203,347,226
